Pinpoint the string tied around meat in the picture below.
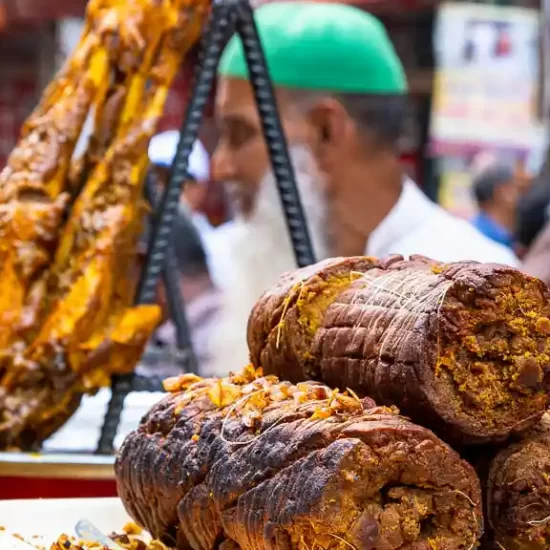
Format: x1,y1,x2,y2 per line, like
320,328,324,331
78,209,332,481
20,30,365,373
350,268,453,362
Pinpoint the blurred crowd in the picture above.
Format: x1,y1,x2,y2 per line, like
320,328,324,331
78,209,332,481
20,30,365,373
468,150,550,287
470,153,546,258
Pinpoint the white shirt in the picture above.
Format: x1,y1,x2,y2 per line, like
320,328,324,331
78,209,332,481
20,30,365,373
201,220,238,290
366,179,519,266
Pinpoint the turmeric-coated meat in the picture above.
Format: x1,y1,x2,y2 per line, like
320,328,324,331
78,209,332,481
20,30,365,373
248,255,550,444
116,367,483,550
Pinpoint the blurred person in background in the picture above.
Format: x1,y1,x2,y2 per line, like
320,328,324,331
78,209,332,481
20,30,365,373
149,131,228,287
470,161,518,248
519,170,550,282
515,156,536,196
515,152,550,257
148,132,213,238
209,1,519,375
139,213,220,378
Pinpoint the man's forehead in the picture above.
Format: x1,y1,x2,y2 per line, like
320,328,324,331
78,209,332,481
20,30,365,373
215,77,257,120
215,77,297,124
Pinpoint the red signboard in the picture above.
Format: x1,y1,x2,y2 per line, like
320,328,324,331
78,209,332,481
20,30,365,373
0,476,117,500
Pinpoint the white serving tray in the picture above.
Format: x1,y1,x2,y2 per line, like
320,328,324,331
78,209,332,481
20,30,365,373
0,497,132,547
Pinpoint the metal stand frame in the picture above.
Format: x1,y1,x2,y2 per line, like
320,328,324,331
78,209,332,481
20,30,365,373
144,175,197,363
96,0,315,454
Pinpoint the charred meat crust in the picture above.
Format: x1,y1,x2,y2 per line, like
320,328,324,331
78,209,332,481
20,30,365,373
486,413,550,550
247,256,379,383
248,255,550,445
116,370,483,550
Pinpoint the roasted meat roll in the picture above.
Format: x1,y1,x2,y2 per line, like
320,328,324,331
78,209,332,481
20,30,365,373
248,255,550,444
116,367,483,550
486,413,550,549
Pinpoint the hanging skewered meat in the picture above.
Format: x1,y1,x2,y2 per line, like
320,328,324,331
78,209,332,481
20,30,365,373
116,367,483,550
248,255,550,445
0,0,209,449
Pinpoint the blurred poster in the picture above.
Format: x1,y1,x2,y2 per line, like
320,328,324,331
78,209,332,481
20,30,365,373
437,158,477,220
430,3,540,155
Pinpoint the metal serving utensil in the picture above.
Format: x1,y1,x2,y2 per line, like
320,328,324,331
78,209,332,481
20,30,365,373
75,519,124,550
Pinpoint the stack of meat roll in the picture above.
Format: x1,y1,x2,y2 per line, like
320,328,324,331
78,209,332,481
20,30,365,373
117,367,483,549
116,255,550,549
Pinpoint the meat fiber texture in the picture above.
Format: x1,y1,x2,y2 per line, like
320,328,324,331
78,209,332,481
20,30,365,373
247,255,550,445
485,413,550,549
116,368,483,550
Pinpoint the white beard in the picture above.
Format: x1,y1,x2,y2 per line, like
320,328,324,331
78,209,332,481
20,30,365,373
205,145,330,377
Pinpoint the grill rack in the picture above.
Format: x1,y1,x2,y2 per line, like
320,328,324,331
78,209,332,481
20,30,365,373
96,0,316,454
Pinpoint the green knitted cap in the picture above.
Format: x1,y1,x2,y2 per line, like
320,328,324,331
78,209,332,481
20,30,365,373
218,2,407,94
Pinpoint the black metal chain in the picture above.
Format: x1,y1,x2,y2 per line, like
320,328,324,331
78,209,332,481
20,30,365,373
96,373,165,455
96,376,131,454
235,0,316,268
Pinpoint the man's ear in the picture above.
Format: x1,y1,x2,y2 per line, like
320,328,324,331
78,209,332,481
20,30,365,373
306,98,348,172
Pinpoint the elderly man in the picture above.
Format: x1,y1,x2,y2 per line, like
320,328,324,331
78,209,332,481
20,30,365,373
209,1,518,374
